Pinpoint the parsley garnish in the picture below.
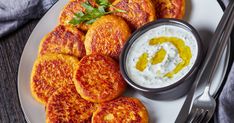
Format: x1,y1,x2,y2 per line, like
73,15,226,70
69,0,126,25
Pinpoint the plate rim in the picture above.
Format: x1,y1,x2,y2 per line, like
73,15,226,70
17,1,60,123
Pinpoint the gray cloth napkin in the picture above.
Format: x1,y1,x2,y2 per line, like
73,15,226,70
0,0,57,38
217,62,234,123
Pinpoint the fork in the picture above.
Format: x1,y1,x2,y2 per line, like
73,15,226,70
185,1,234,123
175,0,234,123
186,86,216,123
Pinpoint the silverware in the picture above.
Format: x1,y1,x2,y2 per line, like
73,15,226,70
175,1,234,123
186,2,234,123
186,86,216,123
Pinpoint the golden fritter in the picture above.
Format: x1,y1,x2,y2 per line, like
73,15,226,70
59,0,97,31
110,0,156,29
73,54,126,103
46,85,96,123
153,0,185,19
38,25,86,58
92,97,149,123
30,54,79,104
85,15,131,59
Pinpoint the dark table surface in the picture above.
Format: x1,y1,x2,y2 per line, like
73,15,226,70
0,20,39,123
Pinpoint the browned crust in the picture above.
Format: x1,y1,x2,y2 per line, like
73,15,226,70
110,0,156,29
59,0,97,31
73,54,127,103
84,15,131,59
46,85,97,123
30,54,79,105
92,97,149,123
153,0,185,19
38,25,86,58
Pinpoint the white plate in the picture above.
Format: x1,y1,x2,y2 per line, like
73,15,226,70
18,0,230,123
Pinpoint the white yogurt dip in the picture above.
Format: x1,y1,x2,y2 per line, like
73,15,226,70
126,25,198,88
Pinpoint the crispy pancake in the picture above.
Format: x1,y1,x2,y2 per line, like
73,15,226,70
92,97,149,123
73,54,126,103
38,25,85,58
30,54,79,104
153,0,185,19
46,85,96,123
85,15,131,59
110,0,156,29
59,0,97,31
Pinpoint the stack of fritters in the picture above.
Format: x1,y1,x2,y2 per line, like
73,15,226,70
30,0,186,122
46,85,96,123
153,0,185,19
85,15,131,59
110,0,156,29
60,0,97,31
31,54,79,104
92,97,149,123
39,25,86,58
73,54,126,103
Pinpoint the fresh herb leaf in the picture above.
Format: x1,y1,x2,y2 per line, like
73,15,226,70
98,6,105,13
74,12,84,17
115,9,126,13
96,0,110,7
86,18,97,24
69,18,82,25
109,5,126,13
69,0,126,25
91,9,101,17
81,2,94,12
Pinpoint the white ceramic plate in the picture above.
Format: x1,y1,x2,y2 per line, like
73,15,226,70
18,0,230,123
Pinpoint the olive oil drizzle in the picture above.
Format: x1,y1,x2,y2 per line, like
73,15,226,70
151,48,167,65
135,53,148,72
135,36,192,78
149,37,192,78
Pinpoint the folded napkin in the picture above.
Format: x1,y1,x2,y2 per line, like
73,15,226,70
0,0,57,38
217,61,234,123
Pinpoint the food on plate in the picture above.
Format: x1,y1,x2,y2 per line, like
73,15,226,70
73,54,126,103
85,15,131,59
30,54,79,104
110,0,156,29
108,0,115,3
46,85,96,123
92,97,149,123
153,0,185,19
60,0,97,31
29,0,189,121
38,25,86,58
69,0,125,27
126,24,198,88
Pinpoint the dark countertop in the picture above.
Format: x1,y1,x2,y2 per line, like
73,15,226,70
0,20,38,123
